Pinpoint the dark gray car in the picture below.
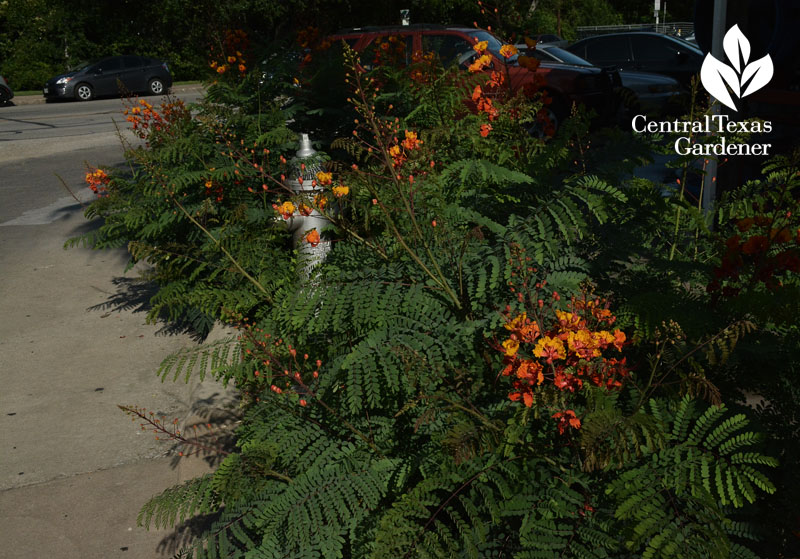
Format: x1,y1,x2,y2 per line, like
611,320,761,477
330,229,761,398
566,32,704,86
524,43,684,115
43,55,172,101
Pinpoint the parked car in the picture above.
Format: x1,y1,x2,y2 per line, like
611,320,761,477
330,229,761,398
0,75,13,105
566,32,704,86
328,25,620,131
522,43,684,115
43,55,172,101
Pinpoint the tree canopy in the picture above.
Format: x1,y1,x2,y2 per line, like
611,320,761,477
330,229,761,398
1,0,694,90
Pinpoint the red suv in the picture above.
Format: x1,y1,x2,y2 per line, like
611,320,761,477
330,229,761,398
328,24,620,129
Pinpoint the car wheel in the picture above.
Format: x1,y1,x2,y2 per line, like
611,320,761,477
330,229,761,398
148,78,165,96
0,89,9,105
74,83,94,101
528,94,567,139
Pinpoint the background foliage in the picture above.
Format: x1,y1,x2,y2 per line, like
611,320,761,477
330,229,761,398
0,0,694,90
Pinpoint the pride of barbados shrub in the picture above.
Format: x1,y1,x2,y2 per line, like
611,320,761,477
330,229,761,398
74,35,793,558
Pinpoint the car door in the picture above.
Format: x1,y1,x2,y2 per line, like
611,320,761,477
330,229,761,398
584,35,633,70
120,56,146,93
90,57,124,96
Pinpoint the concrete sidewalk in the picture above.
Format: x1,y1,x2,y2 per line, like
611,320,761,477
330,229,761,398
0,135,233,558
0,456,218,558
9,83,204,106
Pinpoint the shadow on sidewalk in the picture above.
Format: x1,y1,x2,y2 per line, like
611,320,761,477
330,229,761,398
142,398,241,557
156,513,221,557
87,276,210,341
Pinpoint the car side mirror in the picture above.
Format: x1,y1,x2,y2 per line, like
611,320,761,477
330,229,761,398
457,51,477,68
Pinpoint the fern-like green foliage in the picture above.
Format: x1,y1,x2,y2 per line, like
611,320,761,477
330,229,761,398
139,475,219,531
67,87,299,336
606,397,776,558
121,49,790,559
157,336,243,383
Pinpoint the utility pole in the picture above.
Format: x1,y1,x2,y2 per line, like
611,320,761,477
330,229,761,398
702,0,727,226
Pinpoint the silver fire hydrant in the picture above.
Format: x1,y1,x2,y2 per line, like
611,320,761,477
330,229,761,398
284,134,331,279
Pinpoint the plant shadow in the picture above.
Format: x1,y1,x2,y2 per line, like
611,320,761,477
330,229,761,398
154,403,240,557
156,513,220,558
86,276,209,341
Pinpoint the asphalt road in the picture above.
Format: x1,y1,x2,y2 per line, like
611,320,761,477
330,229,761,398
0,91,204,219
0,89,232,558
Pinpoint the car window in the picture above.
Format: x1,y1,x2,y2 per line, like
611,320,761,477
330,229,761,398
421,34,473,67
466,30,507,59
540,46,593,66
71,60,96,72
586,36,630,65
97,58,122,72
122,56,142,69
630,36,680,62
360,34,413,70
527,48,558,62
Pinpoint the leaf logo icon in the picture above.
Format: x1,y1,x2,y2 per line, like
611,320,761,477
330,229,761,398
700,25,773,111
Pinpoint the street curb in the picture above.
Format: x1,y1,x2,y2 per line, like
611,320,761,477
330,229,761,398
7,84,204,106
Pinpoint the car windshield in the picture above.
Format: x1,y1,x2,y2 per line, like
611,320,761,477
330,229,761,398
666,35,703,54
69,60,97,72
540,46,593,66
469,30,517,62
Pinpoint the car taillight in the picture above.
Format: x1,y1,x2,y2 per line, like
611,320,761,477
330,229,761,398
162,62,169,72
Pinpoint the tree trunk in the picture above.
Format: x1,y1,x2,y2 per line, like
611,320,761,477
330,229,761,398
557,1,562,36
526,0,540,19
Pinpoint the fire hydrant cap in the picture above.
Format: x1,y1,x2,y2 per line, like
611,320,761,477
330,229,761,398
297,133,316,158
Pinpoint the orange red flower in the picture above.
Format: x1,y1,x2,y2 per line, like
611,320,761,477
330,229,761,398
533,336,566,363
552,410,581,434
274,201,295,219
502,338,520,357
305,229,321,247
298,203,313,216
402,130,422,150
472,40,488,54
468,54,492,73
316,171,333,186
472,85,483,102
516,360,544,385
85,168,110,196
499,44,519,58
496,286,630,422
